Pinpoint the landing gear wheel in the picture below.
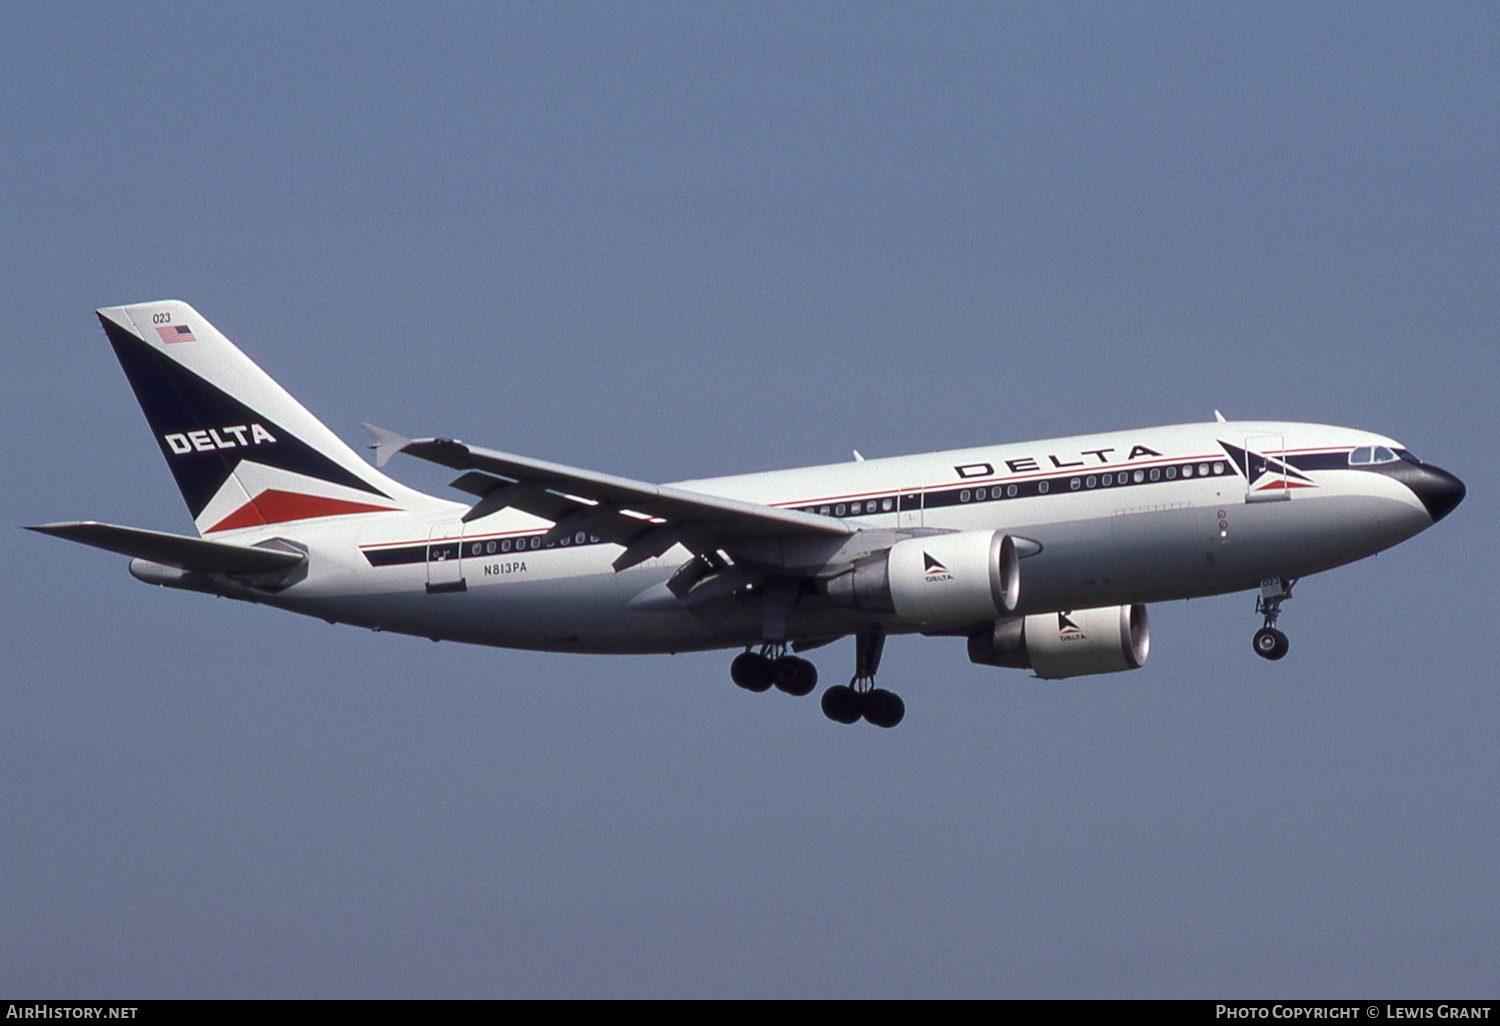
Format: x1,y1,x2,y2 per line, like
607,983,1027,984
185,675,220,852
820,685,864,724
862,689,905,729
772,656,818,697
1253,627,1289,661
731,651,773,692
1252,578,1295,662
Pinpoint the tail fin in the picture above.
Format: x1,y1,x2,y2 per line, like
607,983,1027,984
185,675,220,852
97,301,422,536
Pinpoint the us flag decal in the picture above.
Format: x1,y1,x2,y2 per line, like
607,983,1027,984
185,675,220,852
156,324,196,344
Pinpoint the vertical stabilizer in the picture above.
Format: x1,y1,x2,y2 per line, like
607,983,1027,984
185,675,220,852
97,300,427,536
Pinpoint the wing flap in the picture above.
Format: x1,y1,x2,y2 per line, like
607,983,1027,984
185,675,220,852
28,521,306,575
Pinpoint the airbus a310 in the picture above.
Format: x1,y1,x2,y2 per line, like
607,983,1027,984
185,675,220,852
31,301,1465,728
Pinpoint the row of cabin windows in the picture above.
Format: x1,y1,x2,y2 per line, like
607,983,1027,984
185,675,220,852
947,461,1231,505
464,532,598,557
806,459,1232,517
959,484,1024,503
815,497,897,517
1066,460,1226,492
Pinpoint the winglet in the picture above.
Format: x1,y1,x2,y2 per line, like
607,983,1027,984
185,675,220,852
362,423,411,468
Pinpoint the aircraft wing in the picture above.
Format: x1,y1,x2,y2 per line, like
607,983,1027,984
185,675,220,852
27,521,306,575
366,426,854,571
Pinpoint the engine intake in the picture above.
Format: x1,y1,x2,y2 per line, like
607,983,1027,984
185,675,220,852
826,531,1020,625
968,604,1149,679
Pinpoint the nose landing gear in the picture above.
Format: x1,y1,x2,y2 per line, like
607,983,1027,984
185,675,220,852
1252,577,1296,661
1253,626,1289,660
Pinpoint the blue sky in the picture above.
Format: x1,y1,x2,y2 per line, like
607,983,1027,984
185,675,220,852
2,2,1495,997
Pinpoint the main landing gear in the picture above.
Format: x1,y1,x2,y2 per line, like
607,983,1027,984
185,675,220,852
731,645,818,696
729,632,905,728
1252,577,1296,661
820,632,904,729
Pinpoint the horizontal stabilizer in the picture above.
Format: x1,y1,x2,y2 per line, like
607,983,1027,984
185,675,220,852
27,521,306,575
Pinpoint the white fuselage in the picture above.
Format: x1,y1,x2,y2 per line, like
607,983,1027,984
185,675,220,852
219,419,1438,655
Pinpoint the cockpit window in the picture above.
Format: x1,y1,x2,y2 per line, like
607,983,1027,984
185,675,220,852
1349,445,1399,466
1397,449,1422,464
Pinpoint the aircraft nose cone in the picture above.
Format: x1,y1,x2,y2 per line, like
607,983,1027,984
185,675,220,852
1411,464,1466,523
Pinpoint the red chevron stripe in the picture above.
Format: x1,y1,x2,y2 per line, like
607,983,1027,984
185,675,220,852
1254,479,1317,491
206,489,399,533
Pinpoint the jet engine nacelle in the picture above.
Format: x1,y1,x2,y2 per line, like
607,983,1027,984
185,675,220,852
826,531,1020,625
968,604,1150,679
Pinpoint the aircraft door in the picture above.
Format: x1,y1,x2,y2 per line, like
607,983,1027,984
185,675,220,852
426,521,467,592
1243,434,1290,504
898,490,923,529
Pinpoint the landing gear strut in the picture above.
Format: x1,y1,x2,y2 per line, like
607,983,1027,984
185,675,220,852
731,644,817,696
1252,577,1296,661
821,631,905,728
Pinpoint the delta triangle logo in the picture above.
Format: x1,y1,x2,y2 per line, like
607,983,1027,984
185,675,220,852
923,552,954,582
1217,440,1318,493
1057,611,1082,636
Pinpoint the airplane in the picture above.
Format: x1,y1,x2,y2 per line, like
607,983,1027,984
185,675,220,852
31,301,1465,728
